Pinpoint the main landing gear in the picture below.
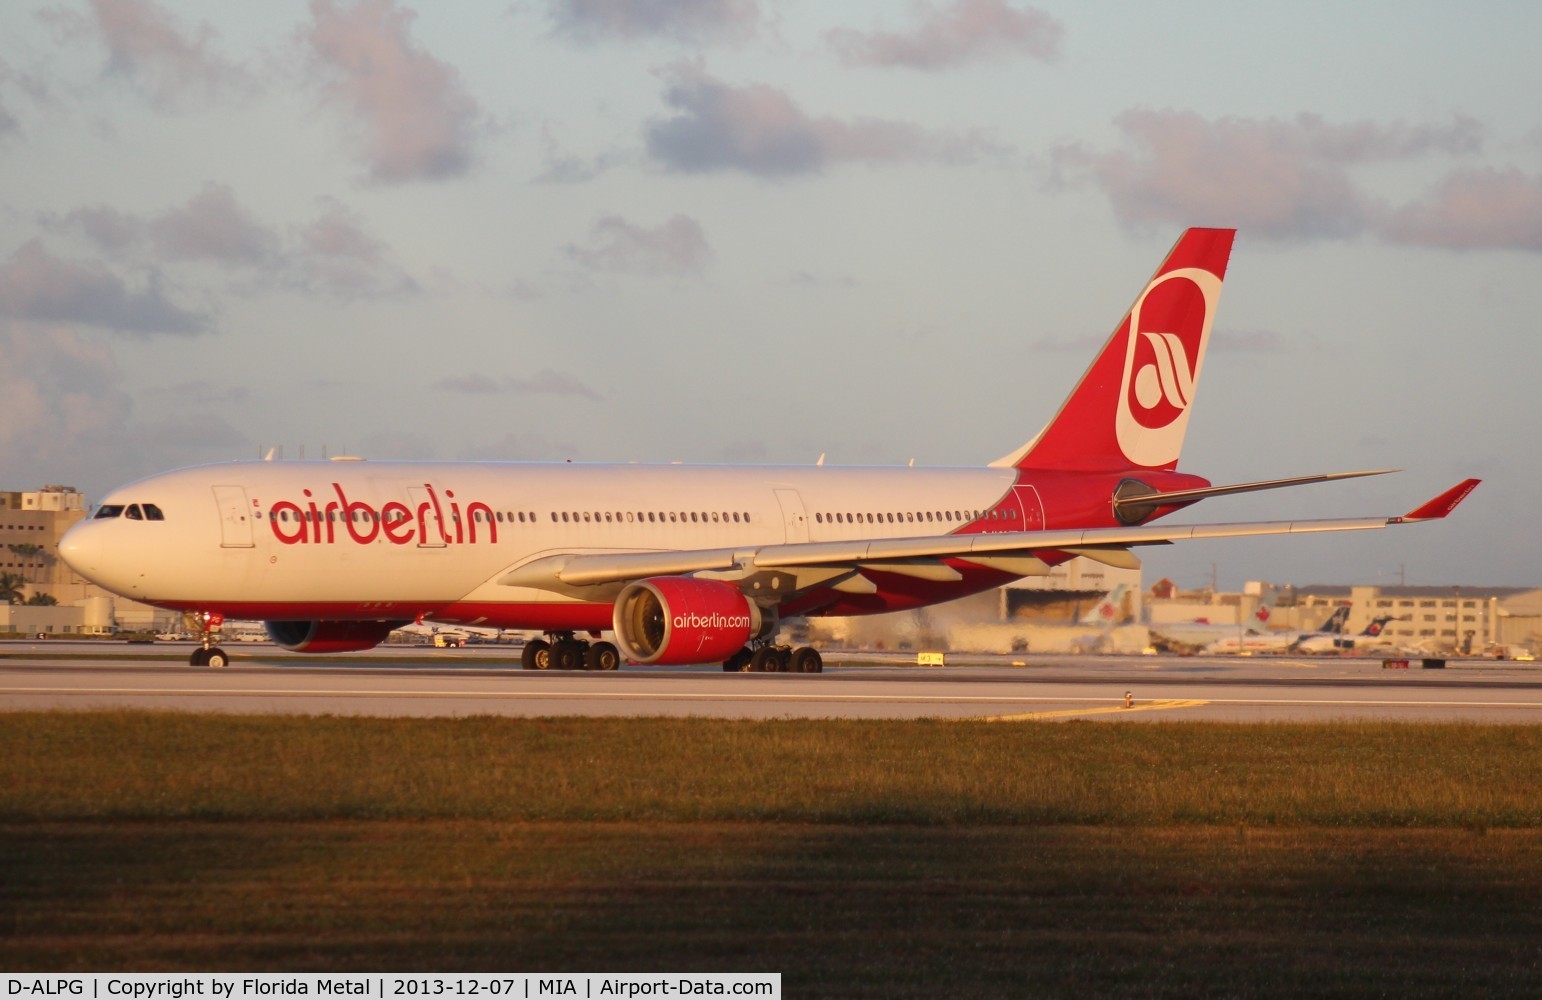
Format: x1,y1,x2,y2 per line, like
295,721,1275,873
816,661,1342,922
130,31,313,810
722,643,823,673
522,633,620,671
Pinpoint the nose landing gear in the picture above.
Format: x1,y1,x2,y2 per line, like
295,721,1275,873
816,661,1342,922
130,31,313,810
189,612,229,668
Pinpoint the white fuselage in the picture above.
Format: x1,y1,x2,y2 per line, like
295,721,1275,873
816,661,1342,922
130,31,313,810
61,459,1034,629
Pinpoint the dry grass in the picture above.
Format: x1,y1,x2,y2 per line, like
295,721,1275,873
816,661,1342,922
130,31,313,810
4,712,1542,995
4,713,1541,827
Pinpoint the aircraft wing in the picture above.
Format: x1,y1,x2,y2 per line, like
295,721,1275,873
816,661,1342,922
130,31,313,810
500,479,1479,593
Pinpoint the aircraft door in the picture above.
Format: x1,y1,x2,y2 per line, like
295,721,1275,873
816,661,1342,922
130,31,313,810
212,485,255,548
774,489,809,543
1012,484,1045,531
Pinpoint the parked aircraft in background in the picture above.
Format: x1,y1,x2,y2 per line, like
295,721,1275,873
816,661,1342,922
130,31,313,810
1146,588,1281,654
1069,584,1131,653
1200,603,1351,655
58,228,1478,672
1295,615,1397,655
394,622,519,646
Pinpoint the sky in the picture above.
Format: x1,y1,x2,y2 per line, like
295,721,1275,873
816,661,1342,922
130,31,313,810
1,0,1538,592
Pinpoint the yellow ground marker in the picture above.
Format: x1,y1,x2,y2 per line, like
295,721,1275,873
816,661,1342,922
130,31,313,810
974,698,1210,722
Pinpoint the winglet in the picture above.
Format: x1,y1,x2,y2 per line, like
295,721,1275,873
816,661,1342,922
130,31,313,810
1395,479,1481,522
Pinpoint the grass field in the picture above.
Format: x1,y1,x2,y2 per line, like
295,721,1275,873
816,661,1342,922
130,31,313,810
4,712,1542,995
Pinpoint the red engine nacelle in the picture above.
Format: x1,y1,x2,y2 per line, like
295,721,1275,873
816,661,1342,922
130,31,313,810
613,577,763,665
265,620,403,653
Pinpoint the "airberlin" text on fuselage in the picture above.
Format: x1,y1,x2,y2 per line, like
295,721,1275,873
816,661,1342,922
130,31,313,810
267,482,497,546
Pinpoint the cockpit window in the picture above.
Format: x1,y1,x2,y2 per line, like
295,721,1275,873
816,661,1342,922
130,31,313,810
94,505,125,519
125,504,144,520
142,503,165,521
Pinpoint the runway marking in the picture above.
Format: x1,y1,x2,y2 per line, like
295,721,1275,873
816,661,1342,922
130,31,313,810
4,687,1542,714
2,685,1200,706
975,699,1211,722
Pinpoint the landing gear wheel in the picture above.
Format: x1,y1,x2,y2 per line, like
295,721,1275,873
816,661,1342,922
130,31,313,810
552,640,585,671
522,639,551,670
772,646,792,672
205,648,229,668
723,647,753,672
790,647,822,674
748,646,776,672
190,647,210,667
587,641,620,671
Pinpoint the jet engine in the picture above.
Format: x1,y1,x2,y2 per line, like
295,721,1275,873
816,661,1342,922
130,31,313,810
613,577,764,665
265,620,404,653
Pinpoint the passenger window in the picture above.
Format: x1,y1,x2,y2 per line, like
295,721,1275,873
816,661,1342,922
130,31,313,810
94,505,125,519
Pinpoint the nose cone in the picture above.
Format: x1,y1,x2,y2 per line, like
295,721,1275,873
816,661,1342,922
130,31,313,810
58,519,99,580
59,518,141,597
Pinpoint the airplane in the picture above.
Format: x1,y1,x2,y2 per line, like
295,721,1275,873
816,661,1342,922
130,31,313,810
57,228,1480,673
1068,583,1131,653
1294,614,1397,655
1198,602,1349,656
1145,587,1280,654
394,621,517,646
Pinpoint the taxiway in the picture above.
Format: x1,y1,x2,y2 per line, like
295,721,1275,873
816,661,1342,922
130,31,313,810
2,641,1540,722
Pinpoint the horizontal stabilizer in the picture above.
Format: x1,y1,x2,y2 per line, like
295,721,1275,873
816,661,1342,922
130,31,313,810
1114,469,1399,515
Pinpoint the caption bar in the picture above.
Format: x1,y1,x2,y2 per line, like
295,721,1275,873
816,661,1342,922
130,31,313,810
5,977,779,1000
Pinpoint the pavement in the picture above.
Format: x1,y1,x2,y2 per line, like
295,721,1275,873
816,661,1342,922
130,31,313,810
2,640,1539,722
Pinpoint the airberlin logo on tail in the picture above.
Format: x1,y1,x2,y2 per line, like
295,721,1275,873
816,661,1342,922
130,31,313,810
1115,267,1224,468
267,482,497,546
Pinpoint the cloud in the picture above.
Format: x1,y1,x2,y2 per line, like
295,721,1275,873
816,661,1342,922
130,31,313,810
0,322,133,480
829,0,1062,70
0,58,54,140
305,0,481,183
55,205,146,253
48,0,247,107
438,368,603,401
150,183,277,265
533,124,628,184
47,190,415,297
1379,168,1542,251
0,240,205,335
1061,110,1484,240
0,323,254,492
645,64,988,176
566,214,711,275
547,0,763,43
135,411,248,449
290,197,417,295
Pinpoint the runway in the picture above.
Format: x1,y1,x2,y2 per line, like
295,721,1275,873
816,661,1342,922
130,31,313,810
4,640,1541,721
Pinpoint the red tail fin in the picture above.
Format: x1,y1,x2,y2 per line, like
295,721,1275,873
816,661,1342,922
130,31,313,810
993,228,1235,472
